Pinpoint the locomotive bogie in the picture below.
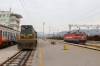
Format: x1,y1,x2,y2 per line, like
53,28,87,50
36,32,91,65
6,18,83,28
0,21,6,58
17,40,36,49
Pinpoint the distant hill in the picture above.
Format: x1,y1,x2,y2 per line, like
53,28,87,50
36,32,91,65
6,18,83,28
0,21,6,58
69,29,100,35
37,29,100,37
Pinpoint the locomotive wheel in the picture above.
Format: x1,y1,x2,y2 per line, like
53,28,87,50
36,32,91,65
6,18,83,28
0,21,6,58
0,45,3,48
82,42,85,45
5,43,8,47
79,42,82,44
2,43,6,48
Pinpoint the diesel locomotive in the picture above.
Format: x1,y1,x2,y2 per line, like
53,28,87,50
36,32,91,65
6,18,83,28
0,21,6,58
17,25,37,49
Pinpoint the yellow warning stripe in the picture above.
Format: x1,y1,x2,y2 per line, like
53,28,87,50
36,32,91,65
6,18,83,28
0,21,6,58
38,41,43,66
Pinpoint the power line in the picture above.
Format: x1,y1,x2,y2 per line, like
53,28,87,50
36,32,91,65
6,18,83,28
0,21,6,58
75,12,100,23
71,6,100,22
22,0,33,23
20,0,32,24
78,6,100,18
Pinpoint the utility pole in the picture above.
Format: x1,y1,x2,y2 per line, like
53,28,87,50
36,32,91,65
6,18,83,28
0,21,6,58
53,32,54,37
57,29,59,36
49,26,51,37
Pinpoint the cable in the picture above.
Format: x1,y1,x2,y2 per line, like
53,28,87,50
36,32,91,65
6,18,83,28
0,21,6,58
75,12,100,23
20,0,32,25
79,6,100,18
22,0,33,23
71,6,100,22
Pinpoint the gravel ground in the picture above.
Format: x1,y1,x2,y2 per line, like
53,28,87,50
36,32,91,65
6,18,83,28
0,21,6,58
0,45,19,64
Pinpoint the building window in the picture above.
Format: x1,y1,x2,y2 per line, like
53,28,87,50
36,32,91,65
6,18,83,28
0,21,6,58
3,14,5,17
0,14,2,17
7,14,9,17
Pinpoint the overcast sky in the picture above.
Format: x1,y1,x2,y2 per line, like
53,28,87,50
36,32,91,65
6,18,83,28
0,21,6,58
0,0,100,34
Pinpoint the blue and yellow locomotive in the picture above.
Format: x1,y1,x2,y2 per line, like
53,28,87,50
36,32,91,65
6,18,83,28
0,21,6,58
17,25,37,49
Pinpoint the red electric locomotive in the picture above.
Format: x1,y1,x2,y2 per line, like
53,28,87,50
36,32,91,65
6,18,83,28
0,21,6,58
0,25,20,48
63,31,87,44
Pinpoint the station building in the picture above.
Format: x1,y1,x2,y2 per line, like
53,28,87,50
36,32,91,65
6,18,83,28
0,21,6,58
0,9,22,31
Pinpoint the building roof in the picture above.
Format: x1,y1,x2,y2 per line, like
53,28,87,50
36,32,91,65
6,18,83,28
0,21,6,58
0,24,20,32
11,13,23,18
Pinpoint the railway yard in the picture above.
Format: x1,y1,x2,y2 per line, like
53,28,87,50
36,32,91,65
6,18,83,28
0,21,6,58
1,0,100,66
0,39,100,66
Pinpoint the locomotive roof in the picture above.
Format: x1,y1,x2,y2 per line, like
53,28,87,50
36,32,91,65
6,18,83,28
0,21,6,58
66,32,86,34
0,24,20,32
21,25,37,32
21,25,33,26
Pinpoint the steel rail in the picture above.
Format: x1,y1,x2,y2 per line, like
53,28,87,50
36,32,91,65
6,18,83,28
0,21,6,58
0,50,21,66
0,50,33,66
22,50,33,66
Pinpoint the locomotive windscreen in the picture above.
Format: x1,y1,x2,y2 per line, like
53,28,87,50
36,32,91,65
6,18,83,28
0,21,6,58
21,25,34,35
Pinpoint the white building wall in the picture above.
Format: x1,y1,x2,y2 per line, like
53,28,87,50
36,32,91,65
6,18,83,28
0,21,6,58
0,10,22,31
10,16,20,31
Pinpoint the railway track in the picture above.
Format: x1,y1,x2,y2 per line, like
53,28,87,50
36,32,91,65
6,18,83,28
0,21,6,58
0,50,35,66
52,39,100,47
48,39,100,50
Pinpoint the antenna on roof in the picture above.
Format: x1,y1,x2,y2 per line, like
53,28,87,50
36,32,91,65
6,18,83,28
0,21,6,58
9,7,11,12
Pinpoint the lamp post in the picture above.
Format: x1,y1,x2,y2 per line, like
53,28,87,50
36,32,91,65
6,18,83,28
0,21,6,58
53,32,54,36
43,22,45,38
49,26,51,37
57,29,59,36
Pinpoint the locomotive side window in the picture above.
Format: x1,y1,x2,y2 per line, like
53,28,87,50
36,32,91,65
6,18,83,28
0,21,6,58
5,31,7,37
8,32,9,37
3,31,5,37
13,33,15,37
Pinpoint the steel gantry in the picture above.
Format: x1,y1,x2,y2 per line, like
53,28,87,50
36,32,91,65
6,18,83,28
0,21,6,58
69,24,100,32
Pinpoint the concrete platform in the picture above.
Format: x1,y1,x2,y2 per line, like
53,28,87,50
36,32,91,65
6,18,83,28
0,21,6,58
32,39,100,66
